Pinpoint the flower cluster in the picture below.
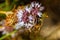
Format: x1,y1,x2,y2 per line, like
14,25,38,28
0,2,45,39
0,2,44,35
15,2,44,29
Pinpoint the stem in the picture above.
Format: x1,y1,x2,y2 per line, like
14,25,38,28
0,30,17,40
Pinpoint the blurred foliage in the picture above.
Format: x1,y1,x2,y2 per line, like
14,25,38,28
0,0,15,11
0,0,31,11
0,13,6,21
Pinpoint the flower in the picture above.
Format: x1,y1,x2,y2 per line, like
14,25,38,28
17,10,23,22
15,1,44,29
15,21,24,30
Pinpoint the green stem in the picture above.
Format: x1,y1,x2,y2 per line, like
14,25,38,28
0,30,17,40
